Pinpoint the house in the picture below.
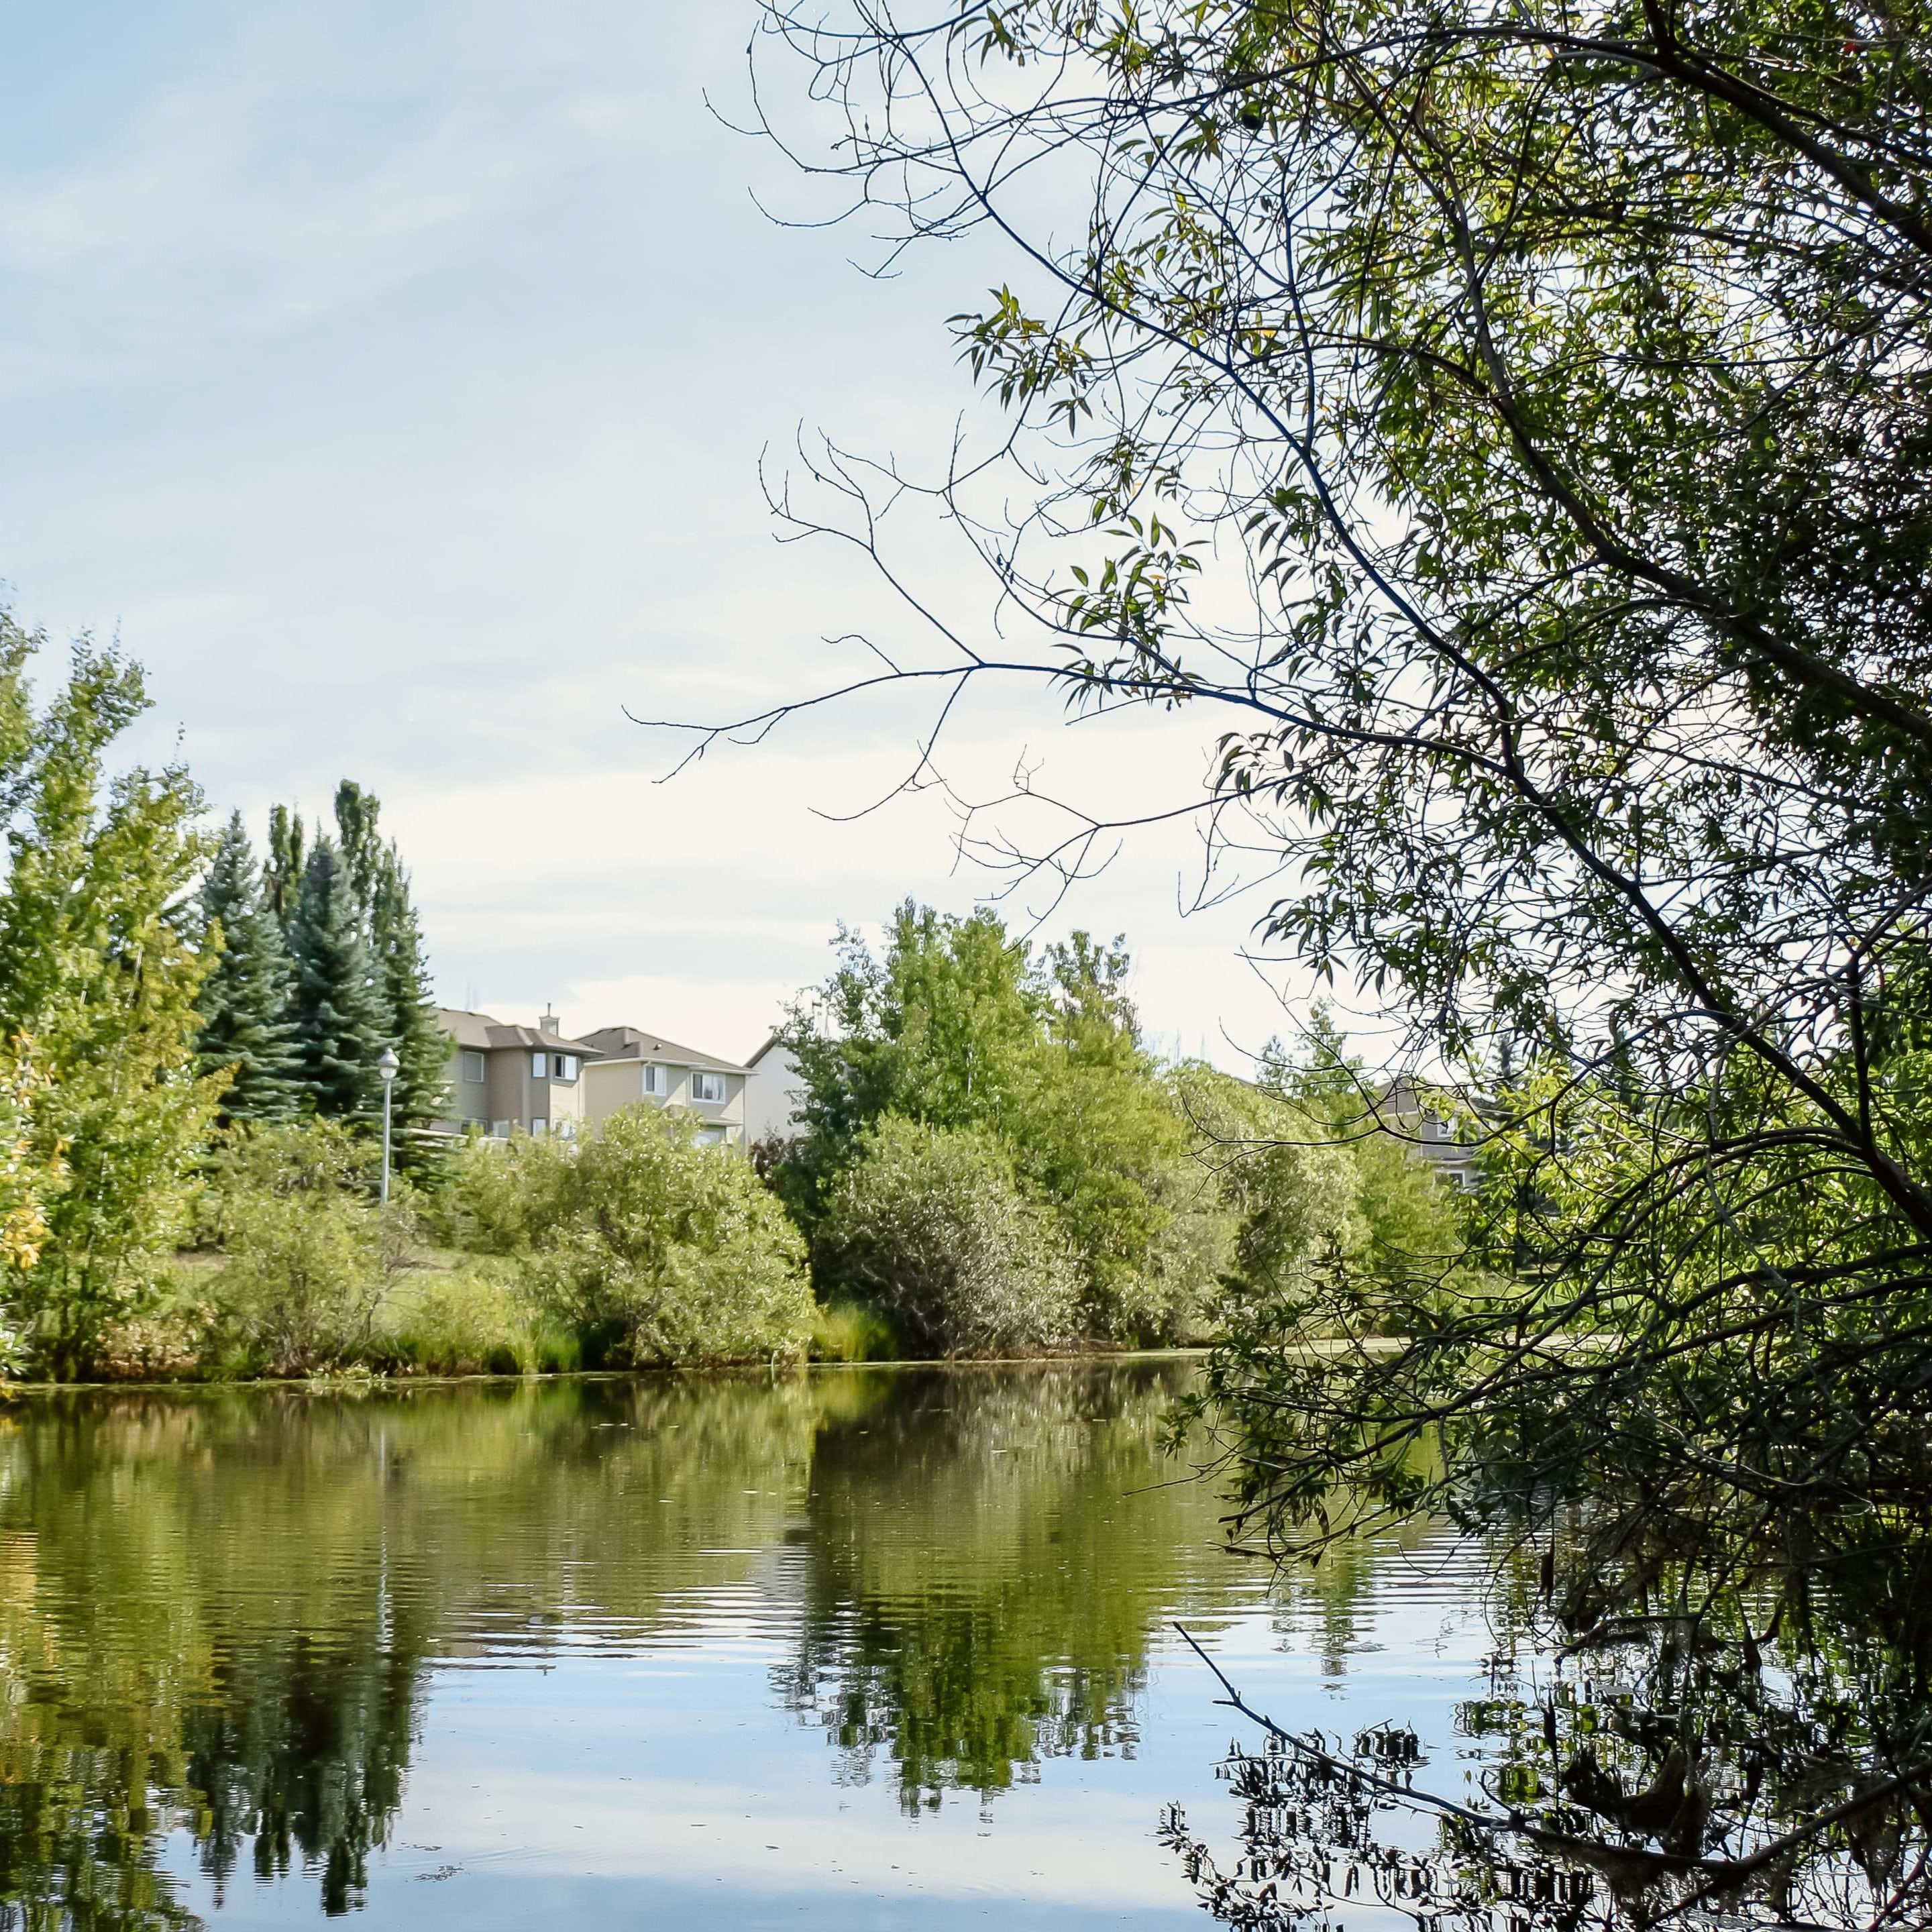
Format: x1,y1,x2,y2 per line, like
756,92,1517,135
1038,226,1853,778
575,1026,749,1148
1374,1073,1481,1190
743,1034,804,1148
435,1008,750,1148
437,1008,598,1140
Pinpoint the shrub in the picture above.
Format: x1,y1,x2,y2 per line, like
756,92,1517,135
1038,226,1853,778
377,1263,534,1375
810,1299,899,1362
203,1119,403,1375
443,1107,813,1366
812,1115,1079,1356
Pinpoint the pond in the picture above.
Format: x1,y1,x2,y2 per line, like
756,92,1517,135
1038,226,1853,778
0,1362,1564,1927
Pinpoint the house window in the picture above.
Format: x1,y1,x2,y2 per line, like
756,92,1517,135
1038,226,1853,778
557,1118,577,1141
555,1054,578,1081
641,1064,665,1096
530,1117,549,1136
696,1127,724,1146
531,1052,547,1079
692,1072,725,1103
462,1051,485,1084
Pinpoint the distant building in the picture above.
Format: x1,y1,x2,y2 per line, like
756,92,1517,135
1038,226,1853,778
575,1025,748,1148
435,1009,749,1148
742,1035,805,1148
1375,1074,1481,1189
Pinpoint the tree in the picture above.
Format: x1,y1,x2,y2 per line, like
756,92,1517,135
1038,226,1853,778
444,1105,814,1366
814,1114,1080,1354
0,623,222,1377
777,904,1220,1338
260,782,447,1139
369,847,448,1148
286,839,383,1120
264,804,305,928
331,780,384,916
743,1,1932,1594
195,812,303,1124
206,1118,400,1375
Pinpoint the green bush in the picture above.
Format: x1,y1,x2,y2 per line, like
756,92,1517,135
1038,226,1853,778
203,1119,403,1375
377,1263,534,1375
812,1115,1079,1356
443,1108,813,1366
810,1298,899,1362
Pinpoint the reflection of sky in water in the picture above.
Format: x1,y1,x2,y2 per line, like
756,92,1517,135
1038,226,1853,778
158,1572,1493,1927
3,1368,1499,1929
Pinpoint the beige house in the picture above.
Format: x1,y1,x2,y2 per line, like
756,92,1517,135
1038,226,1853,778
576,1026,749,1147
435,1009,749,1148
437,1008,598,1140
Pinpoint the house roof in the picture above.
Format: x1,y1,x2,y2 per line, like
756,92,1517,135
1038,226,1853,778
436,1009,602,1056
577,1024,748,1076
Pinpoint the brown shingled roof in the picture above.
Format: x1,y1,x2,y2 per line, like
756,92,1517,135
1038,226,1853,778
437,1009,602,1057
576,1024,748,1076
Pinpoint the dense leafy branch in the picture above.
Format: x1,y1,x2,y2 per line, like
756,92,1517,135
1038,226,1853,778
727,0,1932,1605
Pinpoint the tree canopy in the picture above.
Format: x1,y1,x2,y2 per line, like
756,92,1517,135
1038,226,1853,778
746,0,1932,1589
776,903,1226,1341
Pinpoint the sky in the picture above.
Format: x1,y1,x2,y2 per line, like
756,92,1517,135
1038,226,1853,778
0,0,1328,1069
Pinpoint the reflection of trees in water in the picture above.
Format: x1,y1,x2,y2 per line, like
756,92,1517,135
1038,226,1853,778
0,1393,439,1923
182,1635,421,1915
1164,1545,1932,1930
0,1377,828,1919
776,1361,1240,1809
0,1364,1254,1914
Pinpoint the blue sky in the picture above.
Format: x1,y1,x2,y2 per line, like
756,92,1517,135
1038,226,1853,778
0,1,1319,1065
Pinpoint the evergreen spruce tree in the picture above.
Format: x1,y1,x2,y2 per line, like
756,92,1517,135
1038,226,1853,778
371,847,449,1138
287,838,383,1119
195,812,302,1123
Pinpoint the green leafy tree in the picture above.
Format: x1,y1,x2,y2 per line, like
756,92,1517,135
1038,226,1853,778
0,622,223,1377
814,1114,1080,1354
1257,1005,1467,1285
195,812,303,1124
779,904,1218,1338
204,1118,405,1375
749,1,1932,1593
263,804,304,928
286,839,383,1120
445,1105,814,1366
331,780,384,916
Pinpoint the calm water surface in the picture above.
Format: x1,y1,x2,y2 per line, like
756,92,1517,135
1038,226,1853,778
0,1361,1495,1928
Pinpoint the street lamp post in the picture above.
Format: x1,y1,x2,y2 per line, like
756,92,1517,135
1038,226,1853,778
378,1047,400,1203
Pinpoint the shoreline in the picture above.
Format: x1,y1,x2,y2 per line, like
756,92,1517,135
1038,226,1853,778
0,1346,1224,1398
0,1338,1411,1398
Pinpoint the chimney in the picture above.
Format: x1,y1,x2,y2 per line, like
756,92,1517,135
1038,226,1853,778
541,1006,560,1037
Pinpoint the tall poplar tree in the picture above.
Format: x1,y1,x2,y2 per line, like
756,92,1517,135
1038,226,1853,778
333,780,384,917
287,838,382,1120
195,813,301,1124
264,806,305,928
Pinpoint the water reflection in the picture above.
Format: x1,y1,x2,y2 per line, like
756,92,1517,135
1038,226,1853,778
24,1368,1890,1929
1163,1544,1932,1931
0,1364,1269,1923
776,1367,1230,1808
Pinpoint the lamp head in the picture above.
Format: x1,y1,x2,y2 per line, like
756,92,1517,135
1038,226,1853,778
377,1047,400,1083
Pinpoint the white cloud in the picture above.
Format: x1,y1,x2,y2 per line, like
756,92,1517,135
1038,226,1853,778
0,0,1344,1073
